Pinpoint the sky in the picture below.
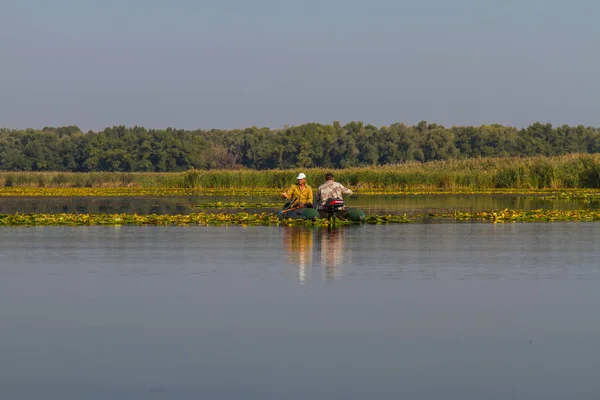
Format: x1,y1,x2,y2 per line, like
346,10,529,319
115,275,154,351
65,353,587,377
1,0,599,131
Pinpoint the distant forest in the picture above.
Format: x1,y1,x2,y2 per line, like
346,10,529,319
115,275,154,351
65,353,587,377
1,121,599,172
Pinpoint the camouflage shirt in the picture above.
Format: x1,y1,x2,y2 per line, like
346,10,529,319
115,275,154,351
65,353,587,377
315,180,353,209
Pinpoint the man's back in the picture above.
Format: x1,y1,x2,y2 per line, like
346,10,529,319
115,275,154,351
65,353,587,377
316,180,352,209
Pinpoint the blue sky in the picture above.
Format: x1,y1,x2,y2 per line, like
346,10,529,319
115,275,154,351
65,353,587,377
1,0,598,130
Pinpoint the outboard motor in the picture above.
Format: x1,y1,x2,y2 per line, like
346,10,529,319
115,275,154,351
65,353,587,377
324,198,344,211
322,198,345,220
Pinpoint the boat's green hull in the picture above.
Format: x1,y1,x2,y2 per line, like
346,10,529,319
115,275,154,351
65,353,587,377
278,207,365,222
278,207,320,221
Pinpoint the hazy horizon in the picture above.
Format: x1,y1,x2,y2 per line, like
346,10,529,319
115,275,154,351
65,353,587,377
2,0,599,132
2,120,599,134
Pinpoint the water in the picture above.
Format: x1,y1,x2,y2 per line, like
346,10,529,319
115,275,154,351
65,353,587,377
1,194,598,215
1,224,600,399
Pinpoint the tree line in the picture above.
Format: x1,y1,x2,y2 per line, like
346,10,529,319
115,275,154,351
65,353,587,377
0,121,599,172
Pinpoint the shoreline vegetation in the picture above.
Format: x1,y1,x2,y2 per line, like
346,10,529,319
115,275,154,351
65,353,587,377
2,209,600,226
3,153,600,223
0,187,599,199
1,154,600,192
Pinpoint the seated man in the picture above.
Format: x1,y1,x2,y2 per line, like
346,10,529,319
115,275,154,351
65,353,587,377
315,172,353,217
282,172,313,208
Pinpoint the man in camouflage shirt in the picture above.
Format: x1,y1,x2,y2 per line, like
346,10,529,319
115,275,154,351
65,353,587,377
315,172,353,210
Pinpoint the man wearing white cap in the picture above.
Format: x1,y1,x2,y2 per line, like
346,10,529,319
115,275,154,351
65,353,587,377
282,172,313,209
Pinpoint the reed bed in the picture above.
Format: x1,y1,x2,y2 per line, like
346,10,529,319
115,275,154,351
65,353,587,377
0,172,181,188
2,153,600,190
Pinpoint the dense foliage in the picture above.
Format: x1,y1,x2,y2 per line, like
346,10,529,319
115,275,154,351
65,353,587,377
1,121,600,172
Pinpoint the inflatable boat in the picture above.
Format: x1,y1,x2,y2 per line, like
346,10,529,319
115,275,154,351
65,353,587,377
278,198,365,222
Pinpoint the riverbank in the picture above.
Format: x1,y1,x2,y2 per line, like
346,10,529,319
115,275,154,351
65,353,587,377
2,153,600,191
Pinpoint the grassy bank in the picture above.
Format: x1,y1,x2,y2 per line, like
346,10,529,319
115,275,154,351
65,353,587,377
2,153,600,190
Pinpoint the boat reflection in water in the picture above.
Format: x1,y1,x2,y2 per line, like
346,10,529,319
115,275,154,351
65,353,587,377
282,226,314,283
281,226,350,283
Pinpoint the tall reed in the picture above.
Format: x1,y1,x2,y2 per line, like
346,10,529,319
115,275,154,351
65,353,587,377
3,154,600,190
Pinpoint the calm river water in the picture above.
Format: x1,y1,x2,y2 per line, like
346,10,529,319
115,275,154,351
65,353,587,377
1,194,600,215
1,223,600,399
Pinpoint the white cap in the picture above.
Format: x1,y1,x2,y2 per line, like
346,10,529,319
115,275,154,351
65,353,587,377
296,173,306,180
